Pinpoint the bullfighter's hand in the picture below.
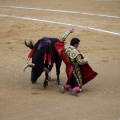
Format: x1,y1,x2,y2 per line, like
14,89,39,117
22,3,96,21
69,28,74,33
83,57,88,62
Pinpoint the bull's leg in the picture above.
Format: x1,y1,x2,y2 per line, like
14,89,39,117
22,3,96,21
55,60,62,85
43,72,49,88
43,67,52,88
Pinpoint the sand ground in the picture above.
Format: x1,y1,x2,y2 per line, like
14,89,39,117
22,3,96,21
0,0,120,120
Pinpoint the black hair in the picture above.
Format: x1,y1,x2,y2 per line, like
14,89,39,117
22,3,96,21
70,38,80,46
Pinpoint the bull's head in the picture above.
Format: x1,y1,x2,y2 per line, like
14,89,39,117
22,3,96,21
23,63,50,85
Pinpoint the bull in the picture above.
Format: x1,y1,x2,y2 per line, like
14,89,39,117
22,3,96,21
23,37,62,88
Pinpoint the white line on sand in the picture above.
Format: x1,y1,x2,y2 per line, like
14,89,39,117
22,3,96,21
0,5,120,19
0,14,120,36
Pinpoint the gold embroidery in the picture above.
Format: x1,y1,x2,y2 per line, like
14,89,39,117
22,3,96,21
73,66,82,87
65,45,83,87
70,49,80,59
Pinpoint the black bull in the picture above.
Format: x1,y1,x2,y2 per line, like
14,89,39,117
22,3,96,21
25,37,62,88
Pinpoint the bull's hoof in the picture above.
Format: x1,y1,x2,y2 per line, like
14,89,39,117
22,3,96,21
60,85,65,94
43,80,48,88
31,81,36,84
56,81,60,85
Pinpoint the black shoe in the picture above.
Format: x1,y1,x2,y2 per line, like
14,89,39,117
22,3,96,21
69,88,78,96
60,85,65,94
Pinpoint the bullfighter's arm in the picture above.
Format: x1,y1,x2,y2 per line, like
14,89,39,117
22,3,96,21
60,28,74,41
76,55,88,65
68,48,88,65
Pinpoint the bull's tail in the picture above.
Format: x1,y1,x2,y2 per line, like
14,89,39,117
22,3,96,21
25,40,35,49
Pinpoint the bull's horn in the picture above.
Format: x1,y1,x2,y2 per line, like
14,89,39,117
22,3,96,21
23,63,35,72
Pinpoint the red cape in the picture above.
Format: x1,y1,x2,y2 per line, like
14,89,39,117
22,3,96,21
54,41,98,85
